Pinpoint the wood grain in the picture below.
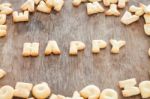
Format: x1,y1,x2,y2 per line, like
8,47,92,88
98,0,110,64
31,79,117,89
0,0,150,99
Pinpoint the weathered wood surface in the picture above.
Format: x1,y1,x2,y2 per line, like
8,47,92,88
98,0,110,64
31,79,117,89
0,0,150,99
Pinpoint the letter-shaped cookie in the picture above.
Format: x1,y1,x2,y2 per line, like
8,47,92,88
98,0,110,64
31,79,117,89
110,39,126,54
121,11,139,25
46,0,64,11
21,0,35,12
45,40,61,55
105,4,120,16
92,40,107,53
0,14,6,25
0,85,14,99
69,41,85,55
119,78,140,97
129,5,144,16
14,82,33,98
37,1,52,13
0,3,13,15
13,11,29,22
139,81,150,98
22,42,39,57
0,25,7,37
87,2,104,15
80,85,100,99
100,89,118,99
32,82,51,99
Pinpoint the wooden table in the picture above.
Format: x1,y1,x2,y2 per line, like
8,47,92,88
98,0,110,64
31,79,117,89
0,0,150,99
